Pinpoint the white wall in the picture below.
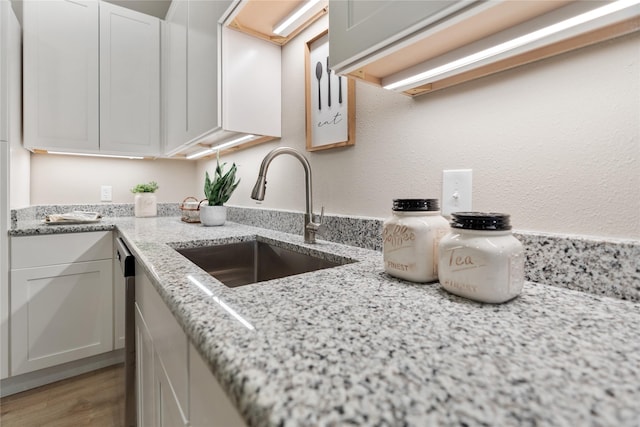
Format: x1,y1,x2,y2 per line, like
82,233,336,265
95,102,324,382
30,154,196,204
199,17,640,240
28,15,639,239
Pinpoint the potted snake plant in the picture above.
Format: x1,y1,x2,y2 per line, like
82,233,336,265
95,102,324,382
200,157,240,226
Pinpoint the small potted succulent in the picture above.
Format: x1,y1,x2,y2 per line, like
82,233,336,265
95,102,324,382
200,157,240,226
130,181,159,218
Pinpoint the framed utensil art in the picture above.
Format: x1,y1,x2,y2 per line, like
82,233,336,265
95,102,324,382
305,30,355,151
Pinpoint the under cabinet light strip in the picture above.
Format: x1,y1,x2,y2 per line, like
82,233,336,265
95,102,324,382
384,0,640,91
186,134,257,160
47,151,144,160
186,148,215,160
273,0,322,36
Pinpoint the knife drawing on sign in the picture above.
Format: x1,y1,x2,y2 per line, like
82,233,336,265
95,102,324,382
327,56,331,107
339,76,343,104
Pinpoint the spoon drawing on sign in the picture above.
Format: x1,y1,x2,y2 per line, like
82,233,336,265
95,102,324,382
315,61,323,110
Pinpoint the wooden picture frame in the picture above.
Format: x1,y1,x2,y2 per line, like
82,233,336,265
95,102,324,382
305,30,355,152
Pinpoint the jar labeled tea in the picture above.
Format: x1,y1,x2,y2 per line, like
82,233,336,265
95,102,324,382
382,199,449,283
438,212,524,303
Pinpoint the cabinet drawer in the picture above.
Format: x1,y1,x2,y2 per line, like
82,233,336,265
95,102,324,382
11,231,112,269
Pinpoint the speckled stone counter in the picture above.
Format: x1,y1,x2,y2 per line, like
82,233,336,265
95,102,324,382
9,216,640,426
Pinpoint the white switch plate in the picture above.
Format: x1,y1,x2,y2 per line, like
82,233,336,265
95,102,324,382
101,185,112,202
442,169,472,216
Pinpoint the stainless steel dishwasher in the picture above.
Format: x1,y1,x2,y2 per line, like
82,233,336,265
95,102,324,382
115,237,136,427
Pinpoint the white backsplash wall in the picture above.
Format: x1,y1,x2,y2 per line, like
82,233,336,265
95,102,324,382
30,154,197,204
25,16,638,239
199,17,640,240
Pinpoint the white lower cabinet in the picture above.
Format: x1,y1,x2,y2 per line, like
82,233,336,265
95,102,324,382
156,352,188,427
136,266,246,427
189,342,246,427
9,232,113,376
135,263,189,426
135,305,155,426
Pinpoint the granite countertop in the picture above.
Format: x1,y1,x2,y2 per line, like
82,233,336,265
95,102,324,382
11,217,640,426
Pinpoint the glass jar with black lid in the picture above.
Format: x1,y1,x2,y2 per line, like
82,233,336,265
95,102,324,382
382,199,449,283
438,212,524,303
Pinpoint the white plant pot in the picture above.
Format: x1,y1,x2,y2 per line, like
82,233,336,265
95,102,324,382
134,193,157,217
200,205,227,226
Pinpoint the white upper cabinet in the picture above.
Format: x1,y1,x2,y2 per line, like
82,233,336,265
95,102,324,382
99,2,160,156
164,0,189,153
23,0,100,152
187,0,226,142
329,0,474,71
163,0,282,158
23,0,161,156
222,25,281,138
329,0,640,97
164,0,231,155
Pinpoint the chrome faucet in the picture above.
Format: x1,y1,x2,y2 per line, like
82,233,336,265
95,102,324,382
251,147,324,243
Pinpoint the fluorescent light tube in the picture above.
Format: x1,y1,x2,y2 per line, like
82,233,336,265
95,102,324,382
384,0,640,91
47,151,144,160
273,0,322,36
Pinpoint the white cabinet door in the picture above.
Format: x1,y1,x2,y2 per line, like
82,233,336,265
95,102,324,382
99,1,160,156
221,25,280,137
164,0,241,156
329,0,473,71
136,305,155,427
10,260,113,375
23,0,99,152
155,353,189,427
189,343,246,427
23,0,161,156
187,0,231,140
135,263,189,415
135,268,246,426
164,0,189,154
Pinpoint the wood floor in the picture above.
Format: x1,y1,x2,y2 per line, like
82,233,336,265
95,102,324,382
0,364,124,427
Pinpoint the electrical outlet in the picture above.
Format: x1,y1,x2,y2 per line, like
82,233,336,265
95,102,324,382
442,169,472,216
101,185,112,202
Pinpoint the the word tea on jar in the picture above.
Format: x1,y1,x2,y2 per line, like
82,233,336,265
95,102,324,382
438,212,524,303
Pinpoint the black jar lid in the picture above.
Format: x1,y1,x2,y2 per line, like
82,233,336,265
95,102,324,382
450,212,512,230
392,199,439,211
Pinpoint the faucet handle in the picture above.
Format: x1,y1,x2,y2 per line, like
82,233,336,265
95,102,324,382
306,206,325,240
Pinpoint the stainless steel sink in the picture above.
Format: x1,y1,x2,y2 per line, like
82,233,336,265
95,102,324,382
177,240,345,287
